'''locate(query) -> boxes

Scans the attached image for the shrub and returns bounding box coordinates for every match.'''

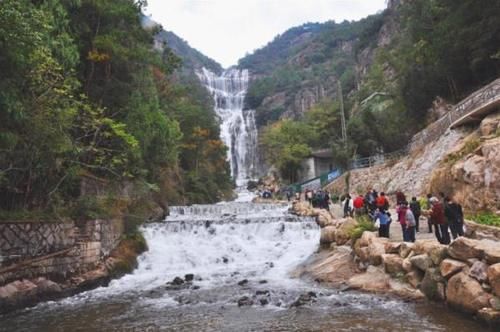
[469,212,500,227]
[349,215,377,241]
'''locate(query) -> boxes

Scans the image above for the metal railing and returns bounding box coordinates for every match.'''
[409,78,500,151]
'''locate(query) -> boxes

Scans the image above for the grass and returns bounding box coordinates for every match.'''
[349,215,377,242]
[468,212,500,227]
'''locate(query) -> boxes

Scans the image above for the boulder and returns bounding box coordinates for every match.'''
[405,270,424,289]
[440,259,467,279]
[446,271,492,314]
[488,263,500,297]
[420,268,446,301]
[358,231,377,247]
[477,308,500,326]
[384,242,401,254]
[237,296,253,307]
[476,240,500,265]
[402,259,413,273]
[335,218,359,245]
[410,254,434,271]
[347,266,391,292]
[413,240,441,255]
[357,247,370,263]
[317,211,334,228]
[469,261,489,283]
[368,241,386,266]
[320,226,337,245]
[399,242,415,258]
[480,112,500,136]
[382,254,404,276]
[32,278,61,295]
[428,245,448,265]
[447,237,484,261]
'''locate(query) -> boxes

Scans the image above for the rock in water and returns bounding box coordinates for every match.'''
[184,274,194,282]
[237,279,248,286]
[237,296,253,307]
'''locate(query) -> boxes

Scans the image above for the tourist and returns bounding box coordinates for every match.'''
[409,197,421,232]
[444,197,465,239]
[353,194,365,216]
[343,194,353,218]
[286,189,292,202]
[306,190,313,206]
[376,192,389,212]
[374,208,390,238]
[396,190,406,205]
[396,201,409,241]
[405,202,417,242]
[425,193,433,233]
[429,197,451,244]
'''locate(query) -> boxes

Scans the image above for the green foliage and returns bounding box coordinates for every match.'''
[469,213,500,228]
[261,120,317,183]
[442,137,481,165]
[0,0,233,215]
[349,216,377,242]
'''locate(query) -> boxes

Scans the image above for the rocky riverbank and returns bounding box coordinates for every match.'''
[292,201,500,327]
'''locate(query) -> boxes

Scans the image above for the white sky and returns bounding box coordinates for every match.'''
[145,0,388,68]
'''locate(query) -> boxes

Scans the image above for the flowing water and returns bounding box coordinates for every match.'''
[0,201,485,331]
[197,68,258,186]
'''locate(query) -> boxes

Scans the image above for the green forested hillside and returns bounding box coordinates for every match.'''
[243,0,500,181]
[0,0,232,216]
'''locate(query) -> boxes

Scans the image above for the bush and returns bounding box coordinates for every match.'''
[349,215,377,241]
[470,212,500,227]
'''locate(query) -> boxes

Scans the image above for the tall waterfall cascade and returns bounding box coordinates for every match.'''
[197,68,258,187]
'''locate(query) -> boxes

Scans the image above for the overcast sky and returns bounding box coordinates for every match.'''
[145,0,388,68]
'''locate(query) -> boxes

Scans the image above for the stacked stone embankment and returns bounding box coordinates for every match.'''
[292,201,500,326]
[0,218,139,313]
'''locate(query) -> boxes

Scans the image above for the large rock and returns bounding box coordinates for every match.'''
[368,239,388,266]
[446,271,492,314]
[413,240,441,255]
[335,218,359,245]
[469,261,489,283]
[384,242,401,254]
[358,231,377,247]
[410,254,434,271]
[488,263,500,297]
[316,211,334,228]
[399,242,415,258]
[480,112,500,136]
[428,245,448,265]
[477,308,500,326]
[447,237,484,261]
[440,259,467,279]
[476,240,500,265]
[420,268,446,301]
[382,254,404,276]
[320,226,336,245]
[347,266,391,292]
[405,270,424,288]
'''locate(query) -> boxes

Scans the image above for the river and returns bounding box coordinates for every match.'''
[0,199,484,331]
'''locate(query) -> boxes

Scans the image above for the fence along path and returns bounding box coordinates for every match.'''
[409,78,500,151]
[293,78,500,191]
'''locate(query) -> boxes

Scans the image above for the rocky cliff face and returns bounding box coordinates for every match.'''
[326,111,500,213]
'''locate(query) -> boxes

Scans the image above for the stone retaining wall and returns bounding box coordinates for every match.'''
[0,219,124,286]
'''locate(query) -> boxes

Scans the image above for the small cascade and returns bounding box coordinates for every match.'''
[197,68,258,186]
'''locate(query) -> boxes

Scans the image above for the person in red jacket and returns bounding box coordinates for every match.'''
[353,194,365,216]
[376,192,389,212]
[429,197,450,244]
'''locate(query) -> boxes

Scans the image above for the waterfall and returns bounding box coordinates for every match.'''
[197,68,258,187]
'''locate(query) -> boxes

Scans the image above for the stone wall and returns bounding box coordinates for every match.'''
[0,222,75,267]
[0,219,124,286]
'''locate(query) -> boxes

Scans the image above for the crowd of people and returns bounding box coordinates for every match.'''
[293,187,465,244]
[340,189,465,244]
